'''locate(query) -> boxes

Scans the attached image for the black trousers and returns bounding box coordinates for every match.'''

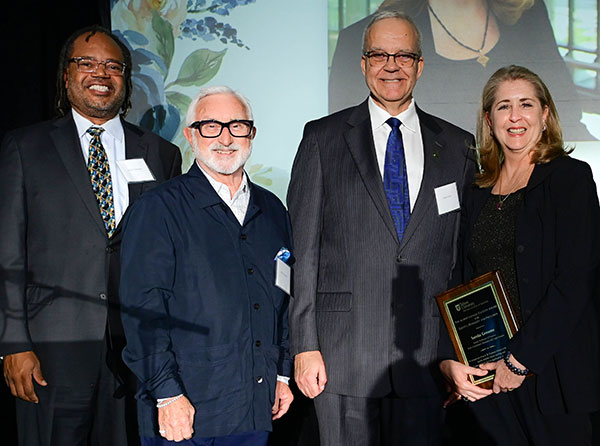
[468,377,592,446]
[313,391,445,446]
[15,342,138,446]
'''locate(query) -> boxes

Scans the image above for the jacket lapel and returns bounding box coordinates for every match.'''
[51,115,107,237]
[399,107,446,248]
[123,120,149,204]
[344,101,398,242]
[111,120,150,240]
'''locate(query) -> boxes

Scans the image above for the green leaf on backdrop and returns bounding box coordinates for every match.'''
[167,49,227,88]
[152,11,175,71]
[166,91,192,115]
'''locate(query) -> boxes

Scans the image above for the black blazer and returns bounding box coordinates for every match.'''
[0,114,181,386]
[288,100,475,398]
[454,156,600,414]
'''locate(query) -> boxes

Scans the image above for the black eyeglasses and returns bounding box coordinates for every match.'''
[189,120,254,138]
[362,51,421,67]
[69,57,126,76]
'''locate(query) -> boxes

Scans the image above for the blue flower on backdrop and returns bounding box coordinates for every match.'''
[111,0,256,168]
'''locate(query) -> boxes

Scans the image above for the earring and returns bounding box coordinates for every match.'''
[542,123,547,131]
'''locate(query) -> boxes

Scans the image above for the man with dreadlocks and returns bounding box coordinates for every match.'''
[0,26,181,446]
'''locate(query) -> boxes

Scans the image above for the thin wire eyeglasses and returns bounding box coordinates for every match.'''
[69,57,126,76]
[188,120,254,138]
[362,51,421,68]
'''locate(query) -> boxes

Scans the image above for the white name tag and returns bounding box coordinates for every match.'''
[434,182,460,215]
[275,258,291,295]
[117,158,156,183]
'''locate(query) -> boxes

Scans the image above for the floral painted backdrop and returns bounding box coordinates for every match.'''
[111,0,254,169]
[111,1,328,200]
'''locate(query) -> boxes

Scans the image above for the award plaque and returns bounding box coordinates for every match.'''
[436,271,519,388]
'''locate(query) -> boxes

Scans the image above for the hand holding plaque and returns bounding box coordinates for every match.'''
[436,271,520,389]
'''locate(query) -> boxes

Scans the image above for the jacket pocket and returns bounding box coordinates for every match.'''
[315,292,352,312]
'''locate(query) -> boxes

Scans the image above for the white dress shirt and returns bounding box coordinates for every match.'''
[197,162,250,225]
[368,97,424,211]
[72,109,129,224]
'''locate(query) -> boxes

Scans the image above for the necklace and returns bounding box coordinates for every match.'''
[428,3,491,67]
[496,165,533,210]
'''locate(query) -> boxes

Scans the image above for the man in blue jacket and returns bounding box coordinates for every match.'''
[119,86,294,445]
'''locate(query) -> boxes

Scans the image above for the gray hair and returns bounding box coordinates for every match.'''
[362,10,422,56]
[185,85,254,125]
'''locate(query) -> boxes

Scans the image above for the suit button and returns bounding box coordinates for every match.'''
[395,255,403,264]
[254,303,260,310]
[516,245,525,253]
[241,234,247,240]
[255,340,261,347]
[248,268,254,275]
[256,376,263,383]
[99,293,107,300]
[105,247,114,253]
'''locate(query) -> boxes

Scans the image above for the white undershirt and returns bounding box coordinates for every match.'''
[368,97,424,211]
[72,109,129,224]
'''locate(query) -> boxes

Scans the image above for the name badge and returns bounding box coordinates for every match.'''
[274,247,292,295]
[275,259,291,295]
[117,158,156,183]
[434,182,460,215]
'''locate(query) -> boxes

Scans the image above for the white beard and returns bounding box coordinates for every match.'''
[192,135,252,176]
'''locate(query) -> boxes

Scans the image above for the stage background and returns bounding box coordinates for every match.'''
[109,0,599,201]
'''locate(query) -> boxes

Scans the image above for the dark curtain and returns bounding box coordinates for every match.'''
[0,0,110,142]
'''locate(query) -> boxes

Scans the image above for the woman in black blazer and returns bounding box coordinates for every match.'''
[439,65,600,445]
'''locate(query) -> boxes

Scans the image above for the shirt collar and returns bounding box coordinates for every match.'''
[71,108,124,142]
[368,97,419,133]
[196,161,249,200]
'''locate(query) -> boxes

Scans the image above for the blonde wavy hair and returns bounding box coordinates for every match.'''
[378,0,534,25]
[475,65,570,188]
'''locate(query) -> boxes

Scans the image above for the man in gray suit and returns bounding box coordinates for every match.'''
[287,11,474,445]
[0,26,181,445]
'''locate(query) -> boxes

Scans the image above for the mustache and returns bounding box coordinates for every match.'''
[208,141,245,152]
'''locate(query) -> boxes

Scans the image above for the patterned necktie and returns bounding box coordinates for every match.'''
[383,117,410,241]
[87,127,115,237]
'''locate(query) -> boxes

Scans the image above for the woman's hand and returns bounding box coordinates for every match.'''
[479,354,526,394]
[439,359,493,406]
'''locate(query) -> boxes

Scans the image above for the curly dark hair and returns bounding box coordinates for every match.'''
[55,25,133,118]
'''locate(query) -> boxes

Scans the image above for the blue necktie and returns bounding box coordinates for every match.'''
[383,118,410,241]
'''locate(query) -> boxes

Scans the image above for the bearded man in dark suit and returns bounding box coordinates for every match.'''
[288,11,475,446]
[0,26,181,446]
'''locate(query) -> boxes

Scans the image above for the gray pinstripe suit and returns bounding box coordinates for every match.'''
[287,99,474,442]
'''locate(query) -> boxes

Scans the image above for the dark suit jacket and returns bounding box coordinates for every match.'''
[287,100,475,398]
[119,163,293,437]
[0,113,181,387]
[452,156,600,414]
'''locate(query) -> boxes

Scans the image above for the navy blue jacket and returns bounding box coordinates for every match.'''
[120,163,293,437]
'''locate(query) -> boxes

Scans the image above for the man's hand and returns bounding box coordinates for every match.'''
[3,351,47,403]
[480,354,526,394]
[294,350,327,398]
[272,381,294,420]
[158,396,195,442]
